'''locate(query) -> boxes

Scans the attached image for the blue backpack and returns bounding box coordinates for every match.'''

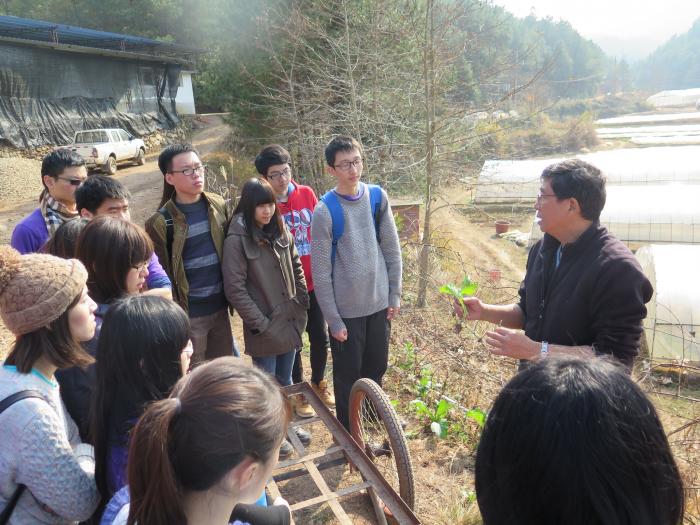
[320,184,383,268]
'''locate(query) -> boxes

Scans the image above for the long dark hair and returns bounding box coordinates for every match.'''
[75,216,152,304]
[91,295,189,509]
[127,357,290,525]
[5,291,93,373]
[475,356,685,525]
[233,178,285,242]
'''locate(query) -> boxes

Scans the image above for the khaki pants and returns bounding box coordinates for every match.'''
[189,308,234,366]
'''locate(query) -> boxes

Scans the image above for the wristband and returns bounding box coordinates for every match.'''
[540,340,549,358]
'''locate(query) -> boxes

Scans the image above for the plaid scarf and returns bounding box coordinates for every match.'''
[39,190,79,236]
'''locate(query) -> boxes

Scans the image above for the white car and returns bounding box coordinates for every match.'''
[70,128,146,175]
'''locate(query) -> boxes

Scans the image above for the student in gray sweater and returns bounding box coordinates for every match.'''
[0,246,99,524]
[310,136,402,430]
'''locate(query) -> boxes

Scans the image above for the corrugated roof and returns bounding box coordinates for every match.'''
[0,15,202,59]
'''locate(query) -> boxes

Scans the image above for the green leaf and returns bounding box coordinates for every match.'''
[410,399,430,417]
[439,284,461,297]
[460,276,478,296]
[439,419,449,438]
[466,408,486,428]
[435,398,451,419]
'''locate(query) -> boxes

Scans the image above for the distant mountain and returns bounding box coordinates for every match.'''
[634,17,700,91]
[592,35,661,64]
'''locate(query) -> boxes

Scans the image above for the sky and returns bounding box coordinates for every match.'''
[494,0,700,61]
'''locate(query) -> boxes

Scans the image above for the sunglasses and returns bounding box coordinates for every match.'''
[57,177,85,186]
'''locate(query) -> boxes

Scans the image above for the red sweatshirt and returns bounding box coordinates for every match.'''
[276,180,318,291]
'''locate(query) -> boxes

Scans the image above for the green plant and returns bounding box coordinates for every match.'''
[397,341,417,372]
[439,276,478,332]
[466,408,486,428]
[416,367,433,400]
[410,398,453,438]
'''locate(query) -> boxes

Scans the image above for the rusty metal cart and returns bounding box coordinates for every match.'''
[270,379,420,525]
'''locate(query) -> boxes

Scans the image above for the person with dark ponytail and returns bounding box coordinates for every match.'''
[100,357,292,525]
[91,295,191,514]
[475,356,685,525]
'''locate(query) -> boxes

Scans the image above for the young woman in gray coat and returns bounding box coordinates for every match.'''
[223,178,309,385]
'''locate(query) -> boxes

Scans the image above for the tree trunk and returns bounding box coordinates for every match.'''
[417,0,435,308]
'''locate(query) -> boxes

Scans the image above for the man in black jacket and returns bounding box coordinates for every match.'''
[458,159,653,369]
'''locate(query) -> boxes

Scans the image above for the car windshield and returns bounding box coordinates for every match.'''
[74,131,108,144]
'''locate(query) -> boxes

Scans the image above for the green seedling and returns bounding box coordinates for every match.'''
[410,397,453,439]
[416,367,433,400]
[466,408,486,428]
[439,276,478,332]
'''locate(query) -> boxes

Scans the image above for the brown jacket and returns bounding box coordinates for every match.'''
[223,214,309,357]
[144,192,229,313]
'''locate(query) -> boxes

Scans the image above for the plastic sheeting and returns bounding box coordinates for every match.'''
[636,245,700,363]
[529,184,700,246]
[474,146,700,203]
[0,42,180,148]
[646,88,700,109]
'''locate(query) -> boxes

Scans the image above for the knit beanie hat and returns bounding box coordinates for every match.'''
[0,245,88,336]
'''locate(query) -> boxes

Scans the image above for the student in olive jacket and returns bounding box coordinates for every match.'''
[223,178,308,379]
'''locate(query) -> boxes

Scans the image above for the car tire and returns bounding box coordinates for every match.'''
[134,148,146,166]
[103,156,117,175]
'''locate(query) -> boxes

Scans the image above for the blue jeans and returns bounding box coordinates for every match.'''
[252,350,296,386]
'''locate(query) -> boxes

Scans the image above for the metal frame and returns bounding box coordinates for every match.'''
[270,382,421,525]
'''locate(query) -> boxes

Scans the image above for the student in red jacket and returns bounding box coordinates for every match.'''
[255,145,335,417]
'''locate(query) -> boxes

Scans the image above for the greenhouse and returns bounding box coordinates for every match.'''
[528,184,700,248]
[635,245,700,364]
[646,88,700,108]
[473,145,700,203]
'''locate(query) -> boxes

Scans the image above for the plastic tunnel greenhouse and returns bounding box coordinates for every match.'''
[473,146,700,204]
[635,245,700,364]
[529,184,700,248]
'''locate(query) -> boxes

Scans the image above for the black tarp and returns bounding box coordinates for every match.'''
[0,42,181,148]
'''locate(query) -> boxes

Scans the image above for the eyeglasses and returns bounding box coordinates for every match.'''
[131,262,148,273]
[536,192,558,202]
[267,167,291,181]
[58,177,85,186]
[333,158,363,172]
[170,165,207,177]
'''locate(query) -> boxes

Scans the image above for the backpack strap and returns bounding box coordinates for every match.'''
[367,184,383,244]
[0,390,45,525]
[320,190,345,269]
[157,207,175,272]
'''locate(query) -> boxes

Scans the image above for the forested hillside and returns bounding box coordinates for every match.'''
[635,17,700,91]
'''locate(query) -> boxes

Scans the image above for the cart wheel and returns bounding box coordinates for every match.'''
[348,378,415,512]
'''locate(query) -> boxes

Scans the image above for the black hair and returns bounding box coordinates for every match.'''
[41,148,86,190]
[42,218,90,259]
[324,135,363,167]
[157,144,200,208]
[254,144,291,177]
[91,295,189,508]
[75,175,131,214]
[475,356,685,525]
[75,217,153,304]
[541,159,606,221]
[233,178,284,242]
